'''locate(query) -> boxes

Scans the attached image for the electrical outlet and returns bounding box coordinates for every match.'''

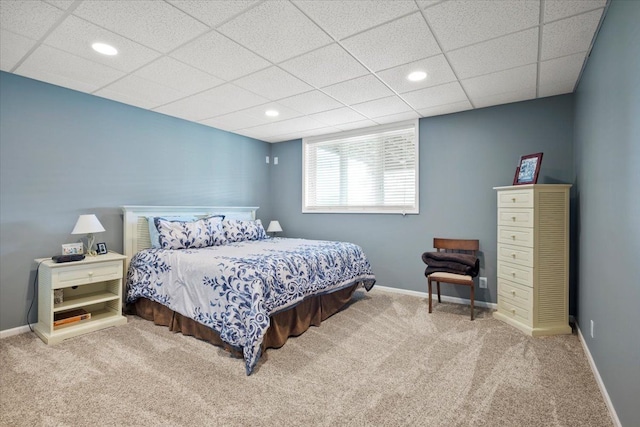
[479,277,487,289]
[274,157,279,165]
[265,156,270,164]
[590,320,594,338]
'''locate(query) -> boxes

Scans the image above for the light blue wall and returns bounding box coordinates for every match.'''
[271,95,575,307]
[573,0,640,425]
[0,71,272,330]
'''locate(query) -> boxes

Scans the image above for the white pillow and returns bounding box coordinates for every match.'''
[222,219,267,243]
[147,216,196,248]
[155,215,226,250]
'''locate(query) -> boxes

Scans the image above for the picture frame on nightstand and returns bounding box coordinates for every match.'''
[96,242,108,255]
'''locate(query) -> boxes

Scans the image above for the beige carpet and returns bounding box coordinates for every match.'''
[1,289,612,427]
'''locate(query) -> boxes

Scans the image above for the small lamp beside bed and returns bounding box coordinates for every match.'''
[71,214,105,256]
[267,220,283,237]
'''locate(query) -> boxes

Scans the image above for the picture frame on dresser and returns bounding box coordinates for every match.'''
[513,152,543,185]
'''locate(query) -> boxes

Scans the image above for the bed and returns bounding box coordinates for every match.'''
[122,206,376,374]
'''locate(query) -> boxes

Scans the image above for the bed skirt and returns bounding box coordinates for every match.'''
[128,283,360,358]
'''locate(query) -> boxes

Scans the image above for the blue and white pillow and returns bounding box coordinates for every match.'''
[156,215,226,250]
[223,219,267,243]
[147,216,196,248]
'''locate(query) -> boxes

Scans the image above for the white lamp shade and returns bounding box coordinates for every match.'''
[267,220,283,233]
[71,214,105,234]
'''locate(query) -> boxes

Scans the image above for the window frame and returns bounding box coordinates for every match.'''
[302,120,419,214]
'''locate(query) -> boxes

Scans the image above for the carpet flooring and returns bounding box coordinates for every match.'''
[0,289,613,426]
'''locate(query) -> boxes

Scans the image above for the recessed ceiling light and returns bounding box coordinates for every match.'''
[92,42,118,56]
[265,109,279,117]
[407,71,427,82]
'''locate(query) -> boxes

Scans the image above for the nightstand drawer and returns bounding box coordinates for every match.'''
[498,226,533,247]
[498,243,534,267]
[497,261,533,287]
[497,208,534,227]
[54,261,122,287]
[497,189,534,208]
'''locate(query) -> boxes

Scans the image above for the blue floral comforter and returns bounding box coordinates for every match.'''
[126,238,376,374]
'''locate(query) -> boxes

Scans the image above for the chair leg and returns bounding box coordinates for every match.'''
[428,279,432,313]
[437,282,441,303]
[470,285,475,321]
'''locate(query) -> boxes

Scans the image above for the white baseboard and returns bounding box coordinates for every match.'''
[575,322,622,427]
[372,285,498,310]
[0,324,32,339]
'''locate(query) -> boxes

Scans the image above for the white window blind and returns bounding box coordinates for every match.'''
[303,121,419,214]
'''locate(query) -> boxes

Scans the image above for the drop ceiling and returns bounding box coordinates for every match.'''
[0,0,608,143]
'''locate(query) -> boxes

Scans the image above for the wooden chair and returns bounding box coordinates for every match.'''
[427,238,480,320]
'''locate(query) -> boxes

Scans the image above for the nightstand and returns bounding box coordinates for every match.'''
[33,252,127,344]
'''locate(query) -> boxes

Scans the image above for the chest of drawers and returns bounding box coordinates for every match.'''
[493,184,572,336]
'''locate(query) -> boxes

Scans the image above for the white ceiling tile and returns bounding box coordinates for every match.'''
[448,28,539,79]
[277,90,345,115]
[293,0,418,40]
[417,1,442,9]
[155,83,268,121]
[351,96,413,119]
[0,30,37,72]
[0,0,65,39]
[218,1,332,63]
[15,45,124,93]
[240,115,327,137]
[321,74,394,105]
[425,0,539,52]
[94,75,184,109]
[171,30,270,81]
[342,12,441,71]
[538,52,585,97]
[200,111,271,132]
[334,119,379,131]
[237,102,303,122]
[417,100,472,117]
[541,9,603,60]
[538,79,577,98]
[462,64,537,101]
[134,57,224,96]
[472,89,536,109]
[308,107,367,126]
[72,0,208,53]
[167,0,259,27]
[280,43,370,88]
[43,16,161,73]
[544,0,606,22]
[44,1,76,10]
[268,126,342,143]
[374,110,420,124]
[376,54,457,94]
[233,66,312,101]
[401,81,468,110]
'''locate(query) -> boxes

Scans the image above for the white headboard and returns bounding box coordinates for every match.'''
[121,205,258,271]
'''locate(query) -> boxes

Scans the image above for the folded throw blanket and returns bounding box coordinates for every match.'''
[421,252,479,277]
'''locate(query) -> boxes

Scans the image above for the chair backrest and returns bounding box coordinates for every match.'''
[433,238,479,256]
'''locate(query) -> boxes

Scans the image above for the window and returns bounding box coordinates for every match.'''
[303,121,419,214]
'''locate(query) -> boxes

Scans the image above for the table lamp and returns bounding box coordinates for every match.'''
[267,220,283,237]
[71,214,105,256]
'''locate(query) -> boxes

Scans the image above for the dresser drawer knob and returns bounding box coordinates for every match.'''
[511,216,516,221]
[511,271,516,277]
[511,290,516,296]
[511,235,516,239]
[88,271,93,277]
[511,253,516,258]
[511,309,516,314]
[512,198,516,202]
